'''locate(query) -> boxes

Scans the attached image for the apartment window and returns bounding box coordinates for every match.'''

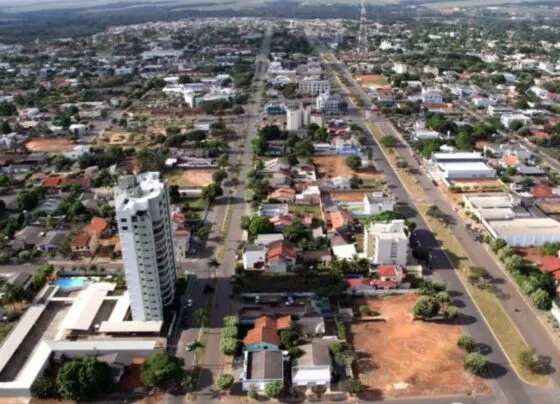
[120,218,128,223]
[132,216,137,222]
[121,226,128,231]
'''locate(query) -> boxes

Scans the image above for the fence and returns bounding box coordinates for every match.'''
[346,288,419,297]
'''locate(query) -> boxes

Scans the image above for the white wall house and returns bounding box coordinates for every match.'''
[299,78,330,96]
[243,245,267,270]
[364,219,408,266]
[363,192,395,215]
[114,172,177,321]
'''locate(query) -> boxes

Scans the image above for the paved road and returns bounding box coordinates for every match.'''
[162,25,273,404]
[307,31,560,404]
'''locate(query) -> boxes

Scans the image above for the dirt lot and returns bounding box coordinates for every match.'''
[332,190,372,202]
[314,155,382,181]
[25,137,74,152]
[352,294,490,400]
[166,169,215,187]
[537,201,560,215]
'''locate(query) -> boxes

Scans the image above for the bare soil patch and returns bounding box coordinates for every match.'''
[25,137,73,152]
[314,155,382,181]
[352,294,490,400]
[166,169,215,187]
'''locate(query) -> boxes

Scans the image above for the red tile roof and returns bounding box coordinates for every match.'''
[89,217,108,235]
[532,186,553,198]
[371,279,398,288]
[540,257,560,274]
[267,240,297,262]
[243,315,290,347]
[378,265,398,278]
[345,278,373,288]
[71,233,91,248]
[41,176,64,188]
[502,155,519,167]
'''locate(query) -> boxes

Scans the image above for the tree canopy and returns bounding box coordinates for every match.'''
[56,356,112,401]
[141,352,184,390]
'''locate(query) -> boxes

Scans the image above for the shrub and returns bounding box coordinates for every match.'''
[464,353,488,376]
[412,296,440,320]
[216,373,234,391]
[221,326,238,339]
[445,305,459,320]
[288,347,304,359]
[519,349,536,369]
[219,338,240,355]
[247,384,258,399]
[457,335,476,353]
[30,376,58,399]
[264,380,283,398]
[339,378,364,395]
[223,316,239,328]
[436,291,451,303]
[530,288,552,310]
[358,305,371,316]
[335,317,347,341]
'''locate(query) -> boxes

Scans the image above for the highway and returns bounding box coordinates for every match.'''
[306,30,560,404]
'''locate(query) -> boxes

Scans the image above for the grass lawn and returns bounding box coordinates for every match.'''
[0,324,13,344]
[184,197,207,211]
[371,122,548,386]
[289,204,322,219]
[165,169,194,187]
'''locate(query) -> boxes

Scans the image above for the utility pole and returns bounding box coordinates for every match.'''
[358,0,368,55]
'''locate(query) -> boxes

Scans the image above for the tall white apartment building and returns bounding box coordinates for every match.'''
[115,172,177,321]
[298,78,330,96]
[364,219,408,266]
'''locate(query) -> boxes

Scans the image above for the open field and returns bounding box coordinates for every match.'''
[25,137,74,153]
[314,155,383,181]
[332,190,369,202]
[165,169,215,187]
[352,294,490,400]
[289,204,322,219]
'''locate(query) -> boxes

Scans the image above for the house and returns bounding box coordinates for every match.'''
[363,192,395,215]
[268,188,296,203]
[243,245,267,270]
[41,176,64,189]
[243,315,291,352]
[12,225,46,249]
[292,338,332,389]
[345,276,400,291]
[241,350,284,392]
[88,217,111,238]
[330,176,351,190]
[70,232,97,257]
[364,220,408,266]
[259,203,289,218]
[539,257,560,284]
[270,214,295,231]
[327,210,355,231]
[332,243,358,260]
[297,316,326,338]
[254,234,284,246]
[375,265,406,286]
[501,113,531,129]
[413,129,440,141]
[267,240,297,273]
[299,250,332,266]
[295,185,321,205]
[38,230,69,253]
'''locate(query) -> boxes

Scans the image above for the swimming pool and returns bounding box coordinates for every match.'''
[56,278,85,289]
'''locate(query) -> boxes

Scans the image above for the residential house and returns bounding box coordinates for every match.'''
[539,257,560,285]
[292,338,332,390]
[38,230,69,253]
[254,234,284,246]
[259,203,289,218]
[268,188,296,203]
[374,265,407,287]
[88,217,111,238]
[70,232,98,257]
[297,317,326,338]
[41,176,64,190]
[270,213,295,231]
[332,243,358,260]
[243,245,267,270]
[11,225,46,250]
[267,240,297,273]
[364,220,408,266]
[345,276,400,292]
[327,210,355,232]
[295,185,321,205]
[299,250,332,266]
[241,350,284,392]
[243,315,291,352]
[363,192,395,215]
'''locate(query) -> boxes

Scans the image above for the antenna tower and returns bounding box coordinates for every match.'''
[358,0,368,55]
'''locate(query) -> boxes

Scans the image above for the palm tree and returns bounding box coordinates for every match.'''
[195,309,209,327]
[208,258,220,276]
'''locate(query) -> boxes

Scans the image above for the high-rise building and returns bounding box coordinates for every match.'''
[114,172,177,321]
[364,219,408,266]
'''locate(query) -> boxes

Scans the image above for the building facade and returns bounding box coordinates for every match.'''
[298,78,330,96]
[364,219,408,266]
[115,172,177,321]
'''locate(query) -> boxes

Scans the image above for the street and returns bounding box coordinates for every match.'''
[164,23,273,403]
[307,30,560,404]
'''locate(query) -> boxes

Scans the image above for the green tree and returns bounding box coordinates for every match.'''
[445,305,459,320]
[426,205,443,219]
[181,372,197,393]
[381,135,397,147]
[519,349,536,369]
[458,335,476,352]
[219,337,240,355]
[503,254,523,273]
[195,308,209,327]
[56,356,112,400]
[247,216,275,238]
[345,155,362,170]
[490,238,507,253]
[216,373,234,391]
[509,120,524,131]
[294,139,314,157]
[223,316,239,328]
[339,379,364,396]
[264,380,283,398]
[464,352,488,376]
[247,384,258,399]
[31,376,58,399]
[251,136,268,155]
[530,288,552,310]
[222,326,238,339]
[412,296,440,320]
[202,183,223,204]
[17,190,39,212]
[455,131,475,150]
[280,328,298,348]
[141,352,184,390]
[436,291,450,303]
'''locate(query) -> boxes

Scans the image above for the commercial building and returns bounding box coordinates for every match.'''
[316,92,345,116]
[463,193,521,220]
[115,172,177,321]
[430,152,496,180]
[298,78,330,96]
[364,219,408,266]
[485,217,560,247]
[363,192,395,215]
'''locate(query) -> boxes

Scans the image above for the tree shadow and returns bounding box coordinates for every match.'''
[485,362,508,380]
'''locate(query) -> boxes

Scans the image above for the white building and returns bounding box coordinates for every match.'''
[69,124,87,136]
[463,193,520,221]
[310,111,324,127]
[363,192,395,215]
[114,172,177,321]
[286,105,303,131]
[485,217,560,247]
[364,219,408,266]
[501,114,531,129]
[298,78,330,96]
[530,85,550,99]
[414,128,440,141]
[316,93,344,116]
[393,62,408,74]
[242,245,267,270]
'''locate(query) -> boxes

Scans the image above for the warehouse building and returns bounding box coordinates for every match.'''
[484,217,560,247]
[463,192,522,221]
[430,151,496,180]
